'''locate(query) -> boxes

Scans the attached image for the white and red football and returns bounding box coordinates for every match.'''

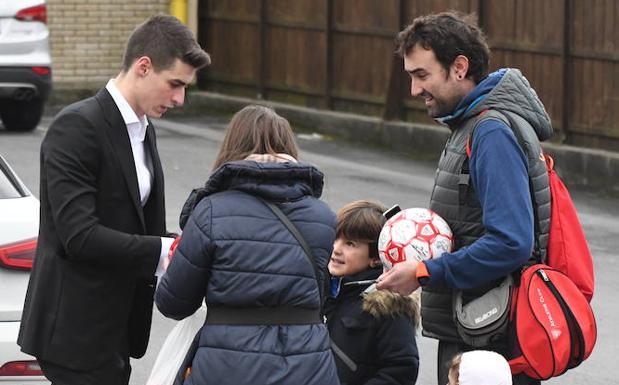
[377,207,454,270]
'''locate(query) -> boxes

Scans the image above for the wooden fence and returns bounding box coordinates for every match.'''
[196,0,619,151]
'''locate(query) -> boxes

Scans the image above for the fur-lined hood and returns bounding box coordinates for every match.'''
[362,289,421,329]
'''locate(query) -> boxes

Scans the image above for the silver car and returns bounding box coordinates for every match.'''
[0,0,51,132]
[0,154,48,383]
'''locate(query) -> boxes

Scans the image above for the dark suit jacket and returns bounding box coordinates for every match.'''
[18,88,167,370]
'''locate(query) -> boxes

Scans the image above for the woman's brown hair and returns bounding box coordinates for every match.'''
[212,105,299,171]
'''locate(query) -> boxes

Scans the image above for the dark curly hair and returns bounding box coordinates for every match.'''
[395,11,490,84]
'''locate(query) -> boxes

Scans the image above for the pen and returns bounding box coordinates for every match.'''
[343,279,377,286]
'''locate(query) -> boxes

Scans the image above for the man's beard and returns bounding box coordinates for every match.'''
[422,91,460,118]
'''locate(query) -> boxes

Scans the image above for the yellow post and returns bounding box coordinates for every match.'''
[170,0,188,24]
[187,0,198,37]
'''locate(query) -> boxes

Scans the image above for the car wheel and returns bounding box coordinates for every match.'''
[0,98,44,132]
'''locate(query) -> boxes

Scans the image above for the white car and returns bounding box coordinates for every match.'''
[0,0,51,131]
[0,154,48,384]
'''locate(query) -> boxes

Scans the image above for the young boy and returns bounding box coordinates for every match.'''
[325,200,420,385]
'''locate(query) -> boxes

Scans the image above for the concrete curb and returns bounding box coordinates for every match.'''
[47,89,619,197]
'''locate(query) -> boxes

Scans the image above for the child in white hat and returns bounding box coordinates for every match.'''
[448,350,512,385]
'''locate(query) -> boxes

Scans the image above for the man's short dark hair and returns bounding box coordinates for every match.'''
[395,11,490,84]
[122,14,211,72]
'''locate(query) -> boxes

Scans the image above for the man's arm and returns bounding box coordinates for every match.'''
[423,119,534,289]
[378,119,534,293]
[43,111,162,274]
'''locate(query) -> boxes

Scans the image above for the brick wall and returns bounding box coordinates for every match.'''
[47,0,169,89]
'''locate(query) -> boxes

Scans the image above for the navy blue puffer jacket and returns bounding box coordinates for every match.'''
[156,160,340,385]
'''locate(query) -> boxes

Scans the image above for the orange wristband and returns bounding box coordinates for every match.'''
[416,261,430,286]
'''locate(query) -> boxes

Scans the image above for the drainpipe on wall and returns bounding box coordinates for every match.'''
[170,0,200,86]
[170,0,187,24]
[170,0,198,41]
[187,0,198,39]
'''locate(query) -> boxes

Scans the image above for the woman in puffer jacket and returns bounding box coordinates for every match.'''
[155,105,340,385]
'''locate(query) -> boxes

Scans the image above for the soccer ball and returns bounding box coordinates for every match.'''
[378,207,454,270]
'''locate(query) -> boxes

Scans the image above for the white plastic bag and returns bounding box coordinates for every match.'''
[146,306,206,385]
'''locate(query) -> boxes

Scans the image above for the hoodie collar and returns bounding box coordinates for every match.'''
[436,68,507,126]
[179,160,325,229]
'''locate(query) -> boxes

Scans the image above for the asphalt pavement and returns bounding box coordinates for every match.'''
[0,111,617,385]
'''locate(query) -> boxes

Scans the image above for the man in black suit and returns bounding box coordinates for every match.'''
[17,15,210,385]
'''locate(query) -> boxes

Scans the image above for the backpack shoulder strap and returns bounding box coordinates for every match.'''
[459,109,510,204]
[330,338,358,372]
[258,198,325,309]
[466,109,516,158]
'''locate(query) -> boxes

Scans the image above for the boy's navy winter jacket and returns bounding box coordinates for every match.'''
[155,160,340,385]
[325,267,420,385]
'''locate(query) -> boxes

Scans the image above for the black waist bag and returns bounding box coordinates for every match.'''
[453,274,513,347]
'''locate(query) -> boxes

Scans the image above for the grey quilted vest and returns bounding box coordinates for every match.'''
[422,69,553,342]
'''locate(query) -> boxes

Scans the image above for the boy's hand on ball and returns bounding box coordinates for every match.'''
[376,259,420,295]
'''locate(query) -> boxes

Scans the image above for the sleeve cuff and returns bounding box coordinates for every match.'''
[416,261,430,286]
[156,237,176,277]
[416,261,429,278]
[422,258,446,286]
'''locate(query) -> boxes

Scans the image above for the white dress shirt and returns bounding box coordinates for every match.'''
[106,79,174,276]
[106,79,152,205]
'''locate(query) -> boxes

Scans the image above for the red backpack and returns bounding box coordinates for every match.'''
[467,113,595,301]
[544,155,594,301]
[467,113,597,379]
[508,263,596,379]
[506,155,597,379]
